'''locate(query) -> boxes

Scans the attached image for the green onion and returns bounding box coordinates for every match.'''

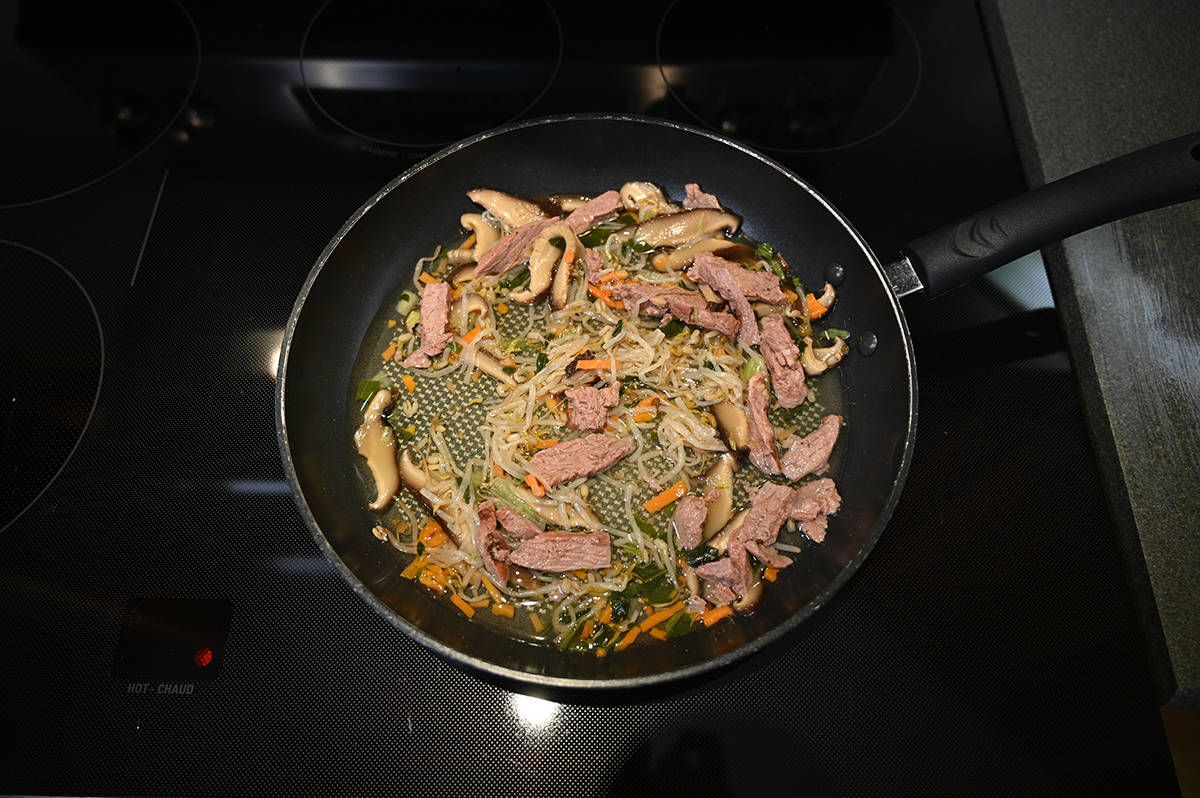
[665,609,694,638]
[741,355,766,381]
[634,514,658,539]
[682,546,721,567]
[395,291,418,315]
[499,265,530,291]
[488,480,546,528]
[548,236,566,250]
[612,320,623,338]
[355,379,381,402]
[535,353,549,373]
[404,309,421,330]
[579,228,609,248]
[660,319,686,338]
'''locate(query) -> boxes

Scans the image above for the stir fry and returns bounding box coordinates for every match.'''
[353,181,849,653]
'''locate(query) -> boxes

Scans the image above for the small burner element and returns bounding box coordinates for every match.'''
[300,0,562,150]
[0,0,200,208]
[0,242,104,532]
[656,0,921,152]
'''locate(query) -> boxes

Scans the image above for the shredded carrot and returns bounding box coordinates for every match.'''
[806,293,830,319]
[634,396,658,408]
[529,612,546,633]
[462,325,482,344]
[492,463,504,478]
[595,647,608,658]
[387,319,397,329]
[764,567,779,582]
[418,565,447,593]
[574,359,615,370]
[450,594,475,618]
[535,438,559,449]
[400,556,425,580]
[632,411,656,423]
[580,619,595,639]
[644,480,687,514]
[480,577,503,603]
[451,285,463,300]
[381,342,397,361]
[496,303,509,314]
[639,601,686,632]
[491,602,515,618]
[401,375,416,393]
[572,570,589,580]
[784,289,798,303]
[594,269,627,283]
[467,595,489,608]
[587,283,624,309]
[648,627,668,641]
[419,519,449,547]
[562,249,576,265]
[461,232,477,250]
[418,272,438,285]
[615,626,641,651]
[598,602,613,625]
[525,473,546,497]
[702,605,734,626]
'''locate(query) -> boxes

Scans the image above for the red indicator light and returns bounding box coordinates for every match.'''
[193,648,214,667]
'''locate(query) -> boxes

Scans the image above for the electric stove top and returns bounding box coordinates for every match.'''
[0,1,1179,794]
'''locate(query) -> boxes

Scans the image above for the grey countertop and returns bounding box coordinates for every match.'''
[982,0,1200,708]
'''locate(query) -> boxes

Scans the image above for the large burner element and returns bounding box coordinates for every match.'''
[0,242,104,532]
[656,0,920,152]
[0,0,199,208]
[300,0,561,150]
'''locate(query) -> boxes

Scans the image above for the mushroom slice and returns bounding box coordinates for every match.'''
[551,251,573,311]
[651,239,756,272]
[713,401,750,451]
[617,209,741,249]
[619,181,679,219]
[448,291,489,332]
[509,223,580,305]
[709,509,749,555]
[701,453,736,539]
[801,335,850,376]
[466,189,547,229]
[731,578,764,615]
[398,448,431,511]
[465,348,516,385]
[445,213,500,265]
[354,389,400,512]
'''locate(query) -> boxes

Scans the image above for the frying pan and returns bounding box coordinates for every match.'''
[276,115,1200,692]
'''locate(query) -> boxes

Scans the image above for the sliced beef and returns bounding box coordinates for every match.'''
[735,482,795,548]
[744,540,792,569]
[780,414,842,481]
[798,513,829,543]
[475,500,510,584]
[758,314,808,408]
[565,190,623,233]
[745,371,781,475]
[691,308,741,337]
[790,478,841,520]
[683,182,722,210]
[474,216,560,276]
[507,530,612,571]
[528,433,635,489]
[495,505,542,540]
[612,282,741,338]
[565,382,621,433]
[686,595,709,615]
[695,556,748,598]
[691,252,788,304]
[687,254,760,346]
[401,281,452,368]
[673,495,709,549]
[581,247,607,282]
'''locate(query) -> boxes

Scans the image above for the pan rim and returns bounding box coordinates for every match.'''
[275,112,918,691]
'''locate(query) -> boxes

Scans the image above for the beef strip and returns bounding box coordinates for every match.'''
[790,478,841,520]
[691,252,788,304]
[758,313,808,408]
[474,216,560,276]
[687,255,759,347]
[745,371,781,475]
[612,282,741,338]
[565,382,621,433]
[697,481,797,597]
[780,414,842,481]
[475,500,510,584]
[581,247,607,282]
[695,557,747,599]
[528,433,635,489]
[744,540,792,569]
[683,182,722,210]
[798,514,829,543]
[565,190,623,233]
[401,281,452,368]
[495,505,542,540]
[673,495,709,549]
[507,530,612,571]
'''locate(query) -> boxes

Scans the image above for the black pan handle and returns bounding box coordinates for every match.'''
[897,131,1200,297]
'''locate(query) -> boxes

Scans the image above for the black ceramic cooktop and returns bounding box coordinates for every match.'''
[0,1,1179,795]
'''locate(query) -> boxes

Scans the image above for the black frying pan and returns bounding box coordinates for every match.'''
[276,115,1200,692]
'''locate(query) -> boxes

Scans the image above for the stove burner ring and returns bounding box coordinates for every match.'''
[0,242,105,534]
[0,0,200,210]
[656,0,922,154]
[299,0,563,151]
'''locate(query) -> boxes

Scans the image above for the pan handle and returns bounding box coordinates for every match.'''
[896,131,1200,298]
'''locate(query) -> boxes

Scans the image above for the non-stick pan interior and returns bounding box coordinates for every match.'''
[277,115,915,689]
